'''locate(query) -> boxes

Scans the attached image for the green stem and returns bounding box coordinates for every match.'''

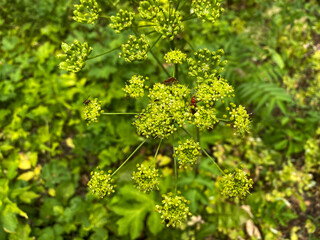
[150,35,162,51]
[182,15,197,22]
[150,50,171,78]
[153,138,163,166]
[184,38,195,51]
[102,112,138,115]
[111,140,147,177]
[172,64,176,77]
[217,118,232,122]
[87,46,121,60]
[201,148,225,176]
[174,148,178,195]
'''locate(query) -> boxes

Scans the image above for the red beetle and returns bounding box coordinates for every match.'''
[190,96,197,114]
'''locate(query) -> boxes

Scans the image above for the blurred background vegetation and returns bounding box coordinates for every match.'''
[0,0,319,239]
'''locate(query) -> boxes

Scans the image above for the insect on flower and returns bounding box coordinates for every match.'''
[190,96,197,114]
[83,96,91,105]
[164,77,178,85]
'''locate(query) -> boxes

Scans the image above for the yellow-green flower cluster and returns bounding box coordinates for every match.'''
[123,75,148,99]
[138,0,160,20]
[173,139,201,168]
[154,9,184,40]
[58,40,92,72]
[132,164,159,193]
[133,83,192,138]
[229,104,250,134]
[188,48,227,81]
[195,77,234,105]
[109,9,134,33]
[83,98,104,126]
[304,137,320,172]
[218,167,253,200]
[155,192,192,228]
[192,105,218,130]
[73,0,102,24]
[164,49,187,64]
[88,169,116,198]
[192,0,224,23]
[119,35,150,62]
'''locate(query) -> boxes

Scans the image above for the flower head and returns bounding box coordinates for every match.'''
[229,104,250,134]
[73,0,102,24]
[132,164,160,193]
[164,49,187,64]
[138,0,160,20]
[123,75,148,99]
[119,35,150,62]
[154,9,184,40]
[83,98,104,125]
[155,192,192,227]
[188,48,227,81]
[133,83,192,138]
[192,0,224,23]
[88,169,116,198]
[218,167,253,200]
[109,9,134,33]
[58,40,92,72]
[174,139,201,168]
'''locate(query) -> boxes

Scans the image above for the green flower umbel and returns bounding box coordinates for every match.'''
[73,0,102,24]
[88,169,116,198]
[174,139,201,168]
[192,0,224,23]
[229,104,250,134]
[132,164,160,193]
[119,35,150,62]
[155,192,192,227]
[83,98,104,126]
[154,9,184,40]
[123,75,148,99]
[58,40,92,72]
[109,9,134,33]
[164,49,187,65]
[218,167,253,200]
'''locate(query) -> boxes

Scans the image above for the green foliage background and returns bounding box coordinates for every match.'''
[0,0,319,239]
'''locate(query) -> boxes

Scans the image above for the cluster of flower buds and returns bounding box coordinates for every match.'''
[133,83,192,138]
[123,75,148,99]
[109,9,134,33]
[73,0,102,24]
[187,48,227,81]
[138,0,160,20]
[192,0,224,23]
[154,9,184,40]
[174,139,201,168]
[155,192,192,228]
[195,77,234,105]
[87,169,116,198]
[83,98,104,126]
[119,35,150,62]
[132,164,160,193]
[58,40,92,72]
[228,104,250,134]
[218,167,253,200]
[164,49,187,65]
[192,105,218,130]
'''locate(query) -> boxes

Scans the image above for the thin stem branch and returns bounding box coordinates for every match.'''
[201,148,225,175]
[150,50,171,78]
[111,140,147,177]
[182,14,197,22]
[153,138,163,166]
[87,46,121,60]
[150,35,162,51]
[174,147,178,195]
[102,112,138,115]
